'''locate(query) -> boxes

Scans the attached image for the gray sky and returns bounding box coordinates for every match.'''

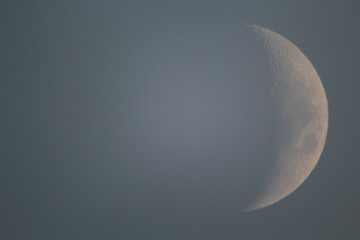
[1,0,359,239]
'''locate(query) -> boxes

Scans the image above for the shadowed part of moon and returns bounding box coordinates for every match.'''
[243,25,328,211]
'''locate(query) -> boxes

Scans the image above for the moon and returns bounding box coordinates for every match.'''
[242,25,328,211]
[101,23,328,216]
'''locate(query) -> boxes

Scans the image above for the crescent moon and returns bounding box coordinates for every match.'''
[243,25,328,211]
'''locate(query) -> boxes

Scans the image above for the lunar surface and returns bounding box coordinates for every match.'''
[117,24,329,213]
[242,25,328,211]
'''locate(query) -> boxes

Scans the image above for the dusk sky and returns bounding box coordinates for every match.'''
[1,1,359,239]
